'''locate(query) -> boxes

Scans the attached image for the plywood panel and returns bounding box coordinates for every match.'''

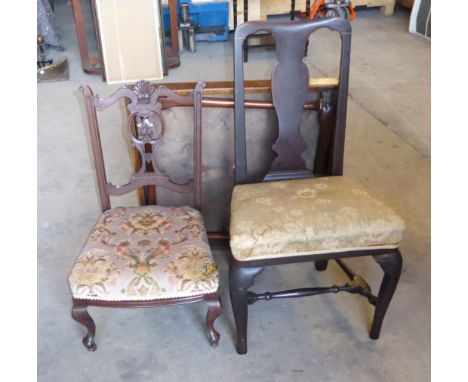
[94,0,165,84]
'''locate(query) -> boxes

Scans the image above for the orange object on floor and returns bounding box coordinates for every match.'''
[296,1,356,21]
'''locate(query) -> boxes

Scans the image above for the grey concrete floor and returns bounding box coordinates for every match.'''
[38,2,430,381]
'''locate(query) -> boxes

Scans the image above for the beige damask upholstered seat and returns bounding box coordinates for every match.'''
[230,176,405,261]
[69,206,219,301]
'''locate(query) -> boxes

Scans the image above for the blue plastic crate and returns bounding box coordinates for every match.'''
[162,0,229,42]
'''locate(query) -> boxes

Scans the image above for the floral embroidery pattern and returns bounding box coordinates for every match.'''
[89,221,116,245]
[123,254,165,298]
[121,210,173,236]
[165,247,218,293]
[68,206,219,301]
[114,240,132,259]
[174,213,206,243]
[70,251,120,297]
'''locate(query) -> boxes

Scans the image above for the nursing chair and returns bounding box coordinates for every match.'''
[229,19,404,354]
[68,81,222,351]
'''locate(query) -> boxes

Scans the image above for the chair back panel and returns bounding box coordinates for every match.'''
[80,81,204,212]
[234,19,351,183]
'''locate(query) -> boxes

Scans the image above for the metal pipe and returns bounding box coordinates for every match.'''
[160,97,321,110]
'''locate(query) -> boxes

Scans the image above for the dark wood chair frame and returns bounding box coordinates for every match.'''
[233,0,308,62]
[230,18,403,354]
[72,81,222,351]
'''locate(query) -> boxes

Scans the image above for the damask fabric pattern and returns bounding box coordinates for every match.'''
[68,206,219,301]
[230,176,405,261]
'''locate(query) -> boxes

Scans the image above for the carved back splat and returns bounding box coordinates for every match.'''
[234,19,351,183]
[80,81,204,212]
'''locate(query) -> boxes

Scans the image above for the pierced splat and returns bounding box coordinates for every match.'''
[129,106,166,177]
[80,80,204,211]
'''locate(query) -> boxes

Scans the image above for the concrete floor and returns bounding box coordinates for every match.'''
[38,2,430,381]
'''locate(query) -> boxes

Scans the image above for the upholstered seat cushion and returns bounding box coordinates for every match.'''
[68,206,219,301]
[230,176,405,261]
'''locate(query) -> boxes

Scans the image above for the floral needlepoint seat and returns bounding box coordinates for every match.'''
[69,206,219,301]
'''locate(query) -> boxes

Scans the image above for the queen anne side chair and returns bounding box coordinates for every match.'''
[68,81,222,351]
[229,19,405,354]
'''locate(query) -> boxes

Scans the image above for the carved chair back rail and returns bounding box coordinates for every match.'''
[81,82,204,213]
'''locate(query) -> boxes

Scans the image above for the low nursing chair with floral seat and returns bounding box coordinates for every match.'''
[68,81,222,351]
[229,19,405,354]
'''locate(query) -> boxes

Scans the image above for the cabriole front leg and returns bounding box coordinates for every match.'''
[71,299,97,351]
[205,293,222,347]
[370,250,403,339]
[229,261,263,354]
